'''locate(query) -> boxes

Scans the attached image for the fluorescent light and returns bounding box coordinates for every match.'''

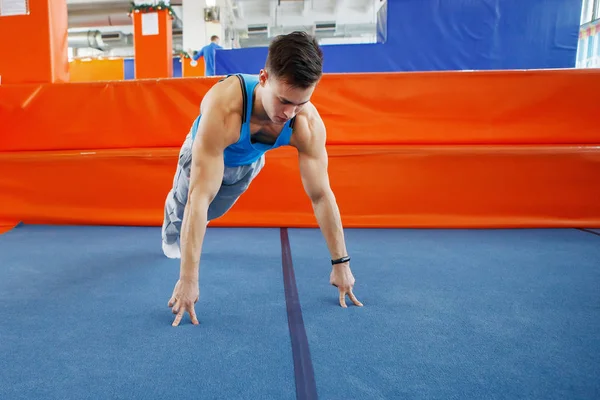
[206,0,216,7]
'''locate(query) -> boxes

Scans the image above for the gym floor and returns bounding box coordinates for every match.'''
[1,224,599,399]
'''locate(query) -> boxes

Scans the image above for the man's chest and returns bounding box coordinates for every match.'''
[249,122,285,145]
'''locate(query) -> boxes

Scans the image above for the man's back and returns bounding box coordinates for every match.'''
[193,42,223,76]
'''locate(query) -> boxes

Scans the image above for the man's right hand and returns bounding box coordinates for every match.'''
[168,278,200,326]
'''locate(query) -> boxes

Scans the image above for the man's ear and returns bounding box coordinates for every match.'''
[258,69,268,86]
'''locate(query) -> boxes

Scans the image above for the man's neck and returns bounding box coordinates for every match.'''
[251,85,270,122]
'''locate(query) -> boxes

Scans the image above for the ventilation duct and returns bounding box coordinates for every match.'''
[67,8,183,29]
[68,10,132,28]
[68,30,105,50]
[247,24,268,35]
[101,31,133,47]
[315,22,336,32]
[239,23,377,47]
[67,29,185,52]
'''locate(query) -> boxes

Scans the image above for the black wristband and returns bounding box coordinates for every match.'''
[331,256,350,265]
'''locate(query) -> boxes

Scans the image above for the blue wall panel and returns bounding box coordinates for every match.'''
[124,58,135,80]
[216,0,583,75]
[172,58,182,78]
[123,57,182,79]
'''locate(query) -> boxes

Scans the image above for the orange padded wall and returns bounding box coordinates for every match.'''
[0,70,599,228]
[2,70,599,152]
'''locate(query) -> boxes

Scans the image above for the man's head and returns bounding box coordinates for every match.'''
[211,35,219,44]
[258,31,323,124]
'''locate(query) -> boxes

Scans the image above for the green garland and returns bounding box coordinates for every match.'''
[129,1,175,18]
[177,50,200,59]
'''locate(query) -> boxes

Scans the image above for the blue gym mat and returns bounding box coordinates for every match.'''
[0,225,295,400]
[1,225,599,399]
[287,228,600,400]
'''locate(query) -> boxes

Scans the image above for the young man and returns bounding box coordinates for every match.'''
[163,31,362,327]
[189,35,223,76]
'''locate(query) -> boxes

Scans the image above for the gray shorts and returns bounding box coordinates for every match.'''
[161,132,265,245]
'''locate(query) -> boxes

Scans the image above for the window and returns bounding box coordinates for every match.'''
[595,0,600,20]
[578,37,587,62]
[577,38,584,67]
[581,0,594,24]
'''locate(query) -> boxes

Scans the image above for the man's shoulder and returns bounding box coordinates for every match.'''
[202,76,244,116]
[194,76,245,146]
[290,103,326,150]
[295,103,324,134]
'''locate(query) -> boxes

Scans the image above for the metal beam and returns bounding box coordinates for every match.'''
[270,0,278,27]
[302,0,311,16]
[334,0,344,17]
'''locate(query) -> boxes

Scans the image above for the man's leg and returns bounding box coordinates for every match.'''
[161,149,265,258]
[161,133,193,258]
[207,154,266,221]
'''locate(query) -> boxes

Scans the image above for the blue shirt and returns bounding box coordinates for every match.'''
[191,74,295,167]
[193,42,223,76]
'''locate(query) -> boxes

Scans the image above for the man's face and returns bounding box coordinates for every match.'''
[259,69,315,124]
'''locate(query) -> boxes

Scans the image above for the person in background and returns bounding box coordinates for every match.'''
[189,35,223,76]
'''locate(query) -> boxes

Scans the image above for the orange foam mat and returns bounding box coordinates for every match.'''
[0,222,20,235]
[0,145,598,228]
[0,78,218,152]
[1,69,599,152]
[69,58,125,82]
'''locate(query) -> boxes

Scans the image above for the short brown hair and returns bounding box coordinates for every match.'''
[265,31,323,88]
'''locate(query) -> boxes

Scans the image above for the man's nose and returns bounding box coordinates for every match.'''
[283,105,296,118]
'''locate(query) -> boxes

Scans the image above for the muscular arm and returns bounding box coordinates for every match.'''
[296,114,348,261]
[295,111,362,308]
[179,95,237,281]
[169,79,243,326]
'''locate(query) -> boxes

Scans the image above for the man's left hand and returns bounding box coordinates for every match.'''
[330,263,363,308]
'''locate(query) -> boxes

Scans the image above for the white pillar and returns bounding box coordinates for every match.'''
[206,21,224,46]
[182,0,207,52]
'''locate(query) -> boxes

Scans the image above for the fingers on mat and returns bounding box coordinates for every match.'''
[339,291,347,308]
[172,310,184,327]
[348,290,363,307]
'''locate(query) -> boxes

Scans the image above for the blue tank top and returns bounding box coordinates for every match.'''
[190,73,295,167]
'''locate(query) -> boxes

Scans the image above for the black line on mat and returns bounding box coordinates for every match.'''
[280,228,318,400]
[577,228,600,238]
